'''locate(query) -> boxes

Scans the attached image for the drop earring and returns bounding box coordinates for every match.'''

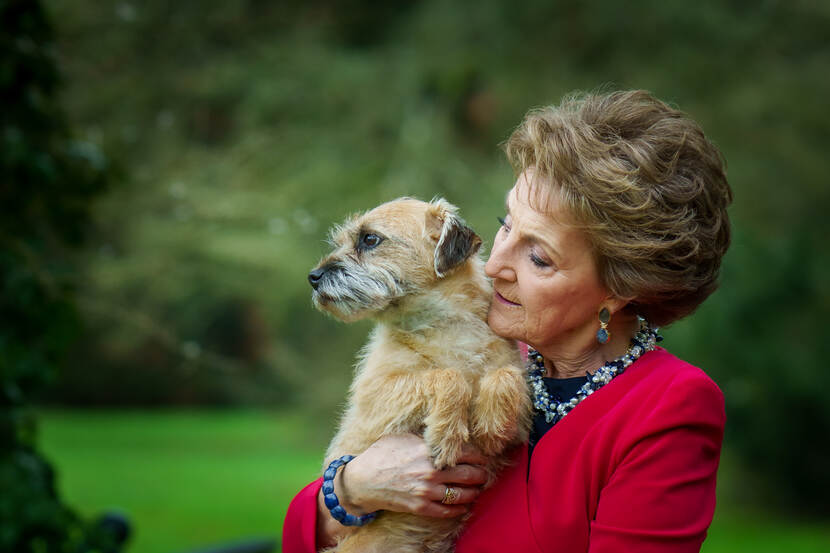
[597,307,611,344]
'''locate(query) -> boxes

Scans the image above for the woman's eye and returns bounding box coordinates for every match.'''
[530,252,550,268]
[497,216,510,231]
[361,233,382,249]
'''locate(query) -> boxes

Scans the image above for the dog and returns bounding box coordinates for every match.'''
[308,197,531,553]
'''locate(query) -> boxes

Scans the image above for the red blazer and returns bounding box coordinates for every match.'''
[282,348,725,553]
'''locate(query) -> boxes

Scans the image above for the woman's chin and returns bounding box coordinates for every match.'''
[487,306,523,342]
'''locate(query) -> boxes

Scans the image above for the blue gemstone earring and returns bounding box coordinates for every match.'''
[597,307,610,344]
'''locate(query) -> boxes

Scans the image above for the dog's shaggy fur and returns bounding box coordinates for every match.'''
[308,197,531,553]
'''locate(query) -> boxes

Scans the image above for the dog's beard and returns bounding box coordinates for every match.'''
[311,262,406,321]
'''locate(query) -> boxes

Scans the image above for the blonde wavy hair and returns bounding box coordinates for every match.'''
[504,89,732,326]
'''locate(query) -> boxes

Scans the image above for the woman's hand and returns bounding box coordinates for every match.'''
[316,433,489,547]
[341,433,488,516]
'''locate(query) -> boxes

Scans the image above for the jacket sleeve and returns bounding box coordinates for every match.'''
[282,478,324,553]
[588,374,725,553]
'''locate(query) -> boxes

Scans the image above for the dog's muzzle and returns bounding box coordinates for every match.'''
[308,265,331,290]
[308,260,405,318]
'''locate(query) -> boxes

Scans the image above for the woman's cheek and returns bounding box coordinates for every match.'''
[487,305,522,341]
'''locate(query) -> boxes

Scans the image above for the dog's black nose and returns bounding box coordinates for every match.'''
[308,267,327,289]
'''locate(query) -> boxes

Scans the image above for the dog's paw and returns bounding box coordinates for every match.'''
[472,422,513,457]
[431,437,464,469]
[471,366,532,455]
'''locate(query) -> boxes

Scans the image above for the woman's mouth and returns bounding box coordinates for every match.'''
[494,291,521,307]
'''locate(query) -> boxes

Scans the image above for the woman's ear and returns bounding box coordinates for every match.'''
[599,295,638,329]
[604,296,633,316]
[427,198,482,278]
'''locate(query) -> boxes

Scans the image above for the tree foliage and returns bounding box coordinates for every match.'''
[30,0,830,516]
[0,1,118,550]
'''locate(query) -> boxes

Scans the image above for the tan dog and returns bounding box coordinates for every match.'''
[308,197,531,553]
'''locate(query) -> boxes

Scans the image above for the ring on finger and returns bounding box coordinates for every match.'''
[441,486,460,505]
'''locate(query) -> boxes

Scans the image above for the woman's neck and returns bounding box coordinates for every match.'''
[539,316,639,378]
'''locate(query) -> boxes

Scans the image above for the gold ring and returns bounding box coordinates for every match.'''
[441,486,460,505]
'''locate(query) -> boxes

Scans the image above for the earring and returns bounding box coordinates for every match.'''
[597,307,610,344]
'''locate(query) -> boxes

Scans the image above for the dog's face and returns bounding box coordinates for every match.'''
[308,197,482,322]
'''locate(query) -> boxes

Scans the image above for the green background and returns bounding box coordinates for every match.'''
[15,0,830,551]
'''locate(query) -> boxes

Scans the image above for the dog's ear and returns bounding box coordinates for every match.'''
[428,198,482,278]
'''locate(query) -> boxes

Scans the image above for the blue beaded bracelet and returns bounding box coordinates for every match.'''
[322,455,378,527]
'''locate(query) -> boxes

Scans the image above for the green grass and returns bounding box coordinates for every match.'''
[37,409,330,553]
[38,410,830,553]
[704,511,830,553]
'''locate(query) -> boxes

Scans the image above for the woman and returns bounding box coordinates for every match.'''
[283,89,732,552]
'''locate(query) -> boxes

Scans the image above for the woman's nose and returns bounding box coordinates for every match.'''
[485,237,515,281]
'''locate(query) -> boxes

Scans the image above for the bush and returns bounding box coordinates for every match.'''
[36,0,830,515]
[0,1,120,550]
[671,224,830,515]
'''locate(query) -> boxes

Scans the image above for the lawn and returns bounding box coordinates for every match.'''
[37,410,328,553]
[37,410,830,553]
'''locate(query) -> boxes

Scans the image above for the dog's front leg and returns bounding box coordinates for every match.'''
[423,369,472,469]
[472,366,531,456]
[325,370,430,466]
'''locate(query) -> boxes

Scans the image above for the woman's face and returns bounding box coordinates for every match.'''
[485,173,610,357]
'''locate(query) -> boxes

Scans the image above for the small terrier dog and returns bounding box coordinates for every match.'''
[308,197,531,553]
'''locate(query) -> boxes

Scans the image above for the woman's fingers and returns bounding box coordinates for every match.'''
[333,434,490,519]
[456,442,489,466]
[433,483,480,505]
[406,484,479,519]
[415,499,469,519]
[436,463,488,487]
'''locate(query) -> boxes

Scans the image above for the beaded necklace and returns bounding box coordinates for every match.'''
[528,317,661,425]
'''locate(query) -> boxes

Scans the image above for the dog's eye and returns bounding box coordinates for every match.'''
[360,233,383,250]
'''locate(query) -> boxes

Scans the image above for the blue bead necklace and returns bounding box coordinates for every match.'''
[528,317,661,425]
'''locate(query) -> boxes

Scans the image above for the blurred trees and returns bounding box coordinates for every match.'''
[0,0,122,550]
[33,0,830,515]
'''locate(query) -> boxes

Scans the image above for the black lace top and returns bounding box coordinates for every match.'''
[528,375,590,458]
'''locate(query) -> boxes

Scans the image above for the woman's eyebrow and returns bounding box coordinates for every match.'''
[519,227,561,260]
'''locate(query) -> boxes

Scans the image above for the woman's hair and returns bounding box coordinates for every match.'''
[504,89,732,326]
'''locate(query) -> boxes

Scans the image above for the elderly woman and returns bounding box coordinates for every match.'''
[283,89,732,552]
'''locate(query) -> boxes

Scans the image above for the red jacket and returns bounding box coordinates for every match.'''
[282,348,725,553]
